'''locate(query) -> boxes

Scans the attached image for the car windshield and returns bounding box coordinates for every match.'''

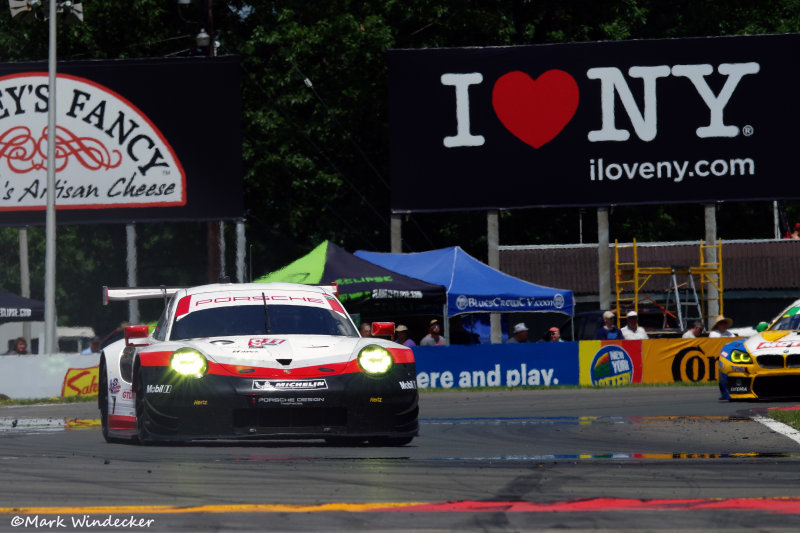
[170,304,358,340]
[770,312,800,331]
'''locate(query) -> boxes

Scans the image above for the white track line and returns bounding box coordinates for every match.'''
[752,414,800,446]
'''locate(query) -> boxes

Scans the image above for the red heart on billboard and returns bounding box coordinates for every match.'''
[492,70,579,148]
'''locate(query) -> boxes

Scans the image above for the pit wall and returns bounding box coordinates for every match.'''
[0,340,732,399]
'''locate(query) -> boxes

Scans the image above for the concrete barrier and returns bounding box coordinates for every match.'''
[0,353,99,399]
[0,338,736,398]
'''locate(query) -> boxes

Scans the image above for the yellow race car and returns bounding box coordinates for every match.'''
[718,300,800,400]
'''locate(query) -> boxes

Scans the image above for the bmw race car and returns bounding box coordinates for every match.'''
[98,283,418,445]
[719,299,800,401]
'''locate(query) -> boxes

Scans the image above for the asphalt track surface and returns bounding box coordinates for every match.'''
[2,387,800,532]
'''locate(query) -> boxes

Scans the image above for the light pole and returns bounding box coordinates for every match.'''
[8,0,83,352]
[43,0,57,353]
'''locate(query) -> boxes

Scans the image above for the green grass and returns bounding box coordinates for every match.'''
[417,381,715,393]
[0,394,97,406]
[768,409,800,431]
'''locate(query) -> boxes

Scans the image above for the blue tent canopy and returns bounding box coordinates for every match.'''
[355,246,573,317]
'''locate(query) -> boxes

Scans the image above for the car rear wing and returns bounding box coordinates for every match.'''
[104,284,338,306]
[319,283,338,298]
[103,286,185,306]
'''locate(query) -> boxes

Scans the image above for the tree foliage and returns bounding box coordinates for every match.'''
[0,0,798,334]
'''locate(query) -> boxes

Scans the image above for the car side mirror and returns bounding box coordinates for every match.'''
[371,322,395,338]
[756,322,769,333]
[124,325,150,347]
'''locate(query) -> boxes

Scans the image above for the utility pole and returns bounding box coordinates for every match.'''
[202,0,222,283]
[43,0,58,352]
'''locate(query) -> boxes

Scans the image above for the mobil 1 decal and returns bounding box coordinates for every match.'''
[388,33,800,212]
[0,73,185,212]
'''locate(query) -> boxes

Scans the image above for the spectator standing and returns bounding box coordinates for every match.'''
[420,319,446,346]
[395,325,416,347]
[360,322,372,338]
[708,315,734,338]
[507,322,529,343]
[682,320,705,338]
[595,311,625,340]
[621,311,649,340]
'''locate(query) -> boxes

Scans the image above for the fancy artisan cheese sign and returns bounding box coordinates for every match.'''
[0,72,186,211]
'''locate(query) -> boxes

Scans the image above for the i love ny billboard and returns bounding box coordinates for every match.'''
[388,33,798,212]
[0,56,242,226]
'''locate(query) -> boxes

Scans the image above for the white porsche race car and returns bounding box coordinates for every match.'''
[99,283,419,445]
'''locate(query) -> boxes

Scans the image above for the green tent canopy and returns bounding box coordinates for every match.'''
[255,241,446,307]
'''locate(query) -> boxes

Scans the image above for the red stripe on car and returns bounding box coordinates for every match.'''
[206,359,363,378]
[139,351,173,367]
[108,414,137,430]
[175,295,191,319]
[326,296,346,315]
[388,346,415,363]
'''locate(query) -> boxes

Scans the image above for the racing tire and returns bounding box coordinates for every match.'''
[133,362,154,445]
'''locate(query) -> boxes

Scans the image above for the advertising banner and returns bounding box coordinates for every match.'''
[579,340,643,386]
[414,343,579,388]
[389,34,797,212]
[61,365,99,397]
[0,56,242,225]
[641,338,733,383]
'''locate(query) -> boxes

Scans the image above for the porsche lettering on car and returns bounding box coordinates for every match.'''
[718,300,800,400]
[98,283,418,445]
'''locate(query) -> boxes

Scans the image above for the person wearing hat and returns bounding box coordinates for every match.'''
[507,322,529,343]
[621,310,648,340]
[420,319,446,346]
[595,310,625,340]
[709,315,734,338]
[394,324,416,347]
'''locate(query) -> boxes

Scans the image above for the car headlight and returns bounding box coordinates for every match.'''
[358,345,393,376]
[170,347,208,378]
[730,349,752,364]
